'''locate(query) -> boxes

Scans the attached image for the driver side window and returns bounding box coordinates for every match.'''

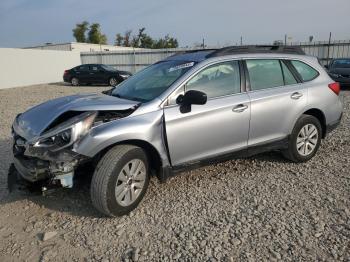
[185,61,241,99]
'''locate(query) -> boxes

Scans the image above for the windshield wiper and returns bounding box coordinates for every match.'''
[112,93,147,103]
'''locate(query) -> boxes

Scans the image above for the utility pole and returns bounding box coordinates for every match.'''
[284,34,287,45]
[326,32,332,66]
[202,38,205,48]
[240,36,243,46]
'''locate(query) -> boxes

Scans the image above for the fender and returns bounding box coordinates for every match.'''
[74,109,171,167]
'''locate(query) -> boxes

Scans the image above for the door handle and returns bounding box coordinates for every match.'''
[290,92,303,99]
[232,104,248,113]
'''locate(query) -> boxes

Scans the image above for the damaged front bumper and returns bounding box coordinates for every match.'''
[9,136,89,192]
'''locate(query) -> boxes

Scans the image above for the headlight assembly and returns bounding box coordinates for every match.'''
[120,74,131,79]
[33,112,97,150]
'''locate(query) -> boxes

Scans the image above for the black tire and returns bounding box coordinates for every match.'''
[90,145,150,217]
[283,114,322,162]
[71,77,79,86]
[109,77,118,86]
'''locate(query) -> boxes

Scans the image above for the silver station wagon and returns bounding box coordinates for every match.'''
[9,46,343,216]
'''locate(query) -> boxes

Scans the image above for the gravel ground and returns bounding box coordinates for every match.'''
[0,83,349,261]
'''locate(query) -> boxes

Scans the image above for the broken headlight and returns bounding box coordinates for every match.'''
[33,112,97,150]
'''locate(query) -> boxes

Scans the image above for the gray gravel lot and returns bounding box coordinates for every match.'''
[0,83,349,261]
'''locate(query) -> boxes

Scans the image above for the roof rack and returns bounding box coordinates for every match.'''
[207,45,305,58]
[166,48,217,58]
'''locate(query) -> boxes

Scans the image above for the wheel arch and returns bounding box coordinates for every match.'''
[93,139,163,181]
[108,75,122,85]
[301,108,327,138]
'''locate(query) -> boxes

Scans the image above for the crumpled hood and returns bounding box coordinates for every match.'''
[14,93,139,140]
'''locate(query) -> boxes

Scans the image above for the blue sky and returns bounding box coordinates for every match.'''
[0,0,349,48]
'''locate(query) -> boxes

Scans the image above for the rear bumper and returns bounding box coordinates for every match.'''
[63,75,70,82]
[326,112,342,135]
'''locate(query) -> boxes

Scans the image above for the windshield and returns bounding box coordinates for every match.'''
[101,65,117,71]
[111,60,196,102]
[332,59,350,68]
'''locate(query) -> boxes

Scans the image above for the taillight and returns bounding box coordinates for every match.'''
[64,70,69,75]
[328,82,340,95]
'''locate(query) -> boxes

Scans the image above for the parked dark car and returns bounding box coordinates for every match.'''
[326,58,350,86]
[63,64,132,86]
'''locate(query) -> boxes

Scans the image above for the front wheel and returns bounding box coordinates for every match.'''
[109,77,118,86]
[90,145,149,217]
[283,114,322,162]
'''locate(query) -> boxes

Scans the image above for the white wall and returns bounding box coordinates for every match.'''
[0,48,81,89]
[24,42,142,52]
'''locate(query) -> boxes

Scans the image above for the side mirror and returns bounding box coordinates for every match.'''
[176,90,207,106]
[324,64,329,69]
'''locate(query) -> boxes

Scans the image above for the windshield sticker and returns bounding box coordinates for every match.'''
[168,62,194,72]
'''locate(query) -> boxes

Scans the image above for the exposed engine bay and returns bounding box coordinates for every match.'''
[9,93,140,193]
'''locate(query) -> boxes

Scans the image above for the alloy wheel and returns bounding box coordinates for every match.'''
[115,159,146,206]
[109,78,117,86]
[71,78,79,86]
[296,124,319,156]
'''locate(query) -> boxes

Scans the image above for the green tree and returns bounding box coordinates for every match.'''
[123,30,132,47]
[115,33,124,46]
[114,28,179,49]
[72,21,89,42]
[154,35,178,48]
[88,23,108,44]
[131,28,155,48]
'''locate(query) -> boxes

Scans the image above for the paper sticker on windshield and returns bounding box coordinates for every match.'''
[169,62,194,72]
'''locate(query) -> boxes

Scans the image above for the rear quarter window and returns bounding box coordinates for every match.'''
[76,65,89,71]
[290,60,319,82]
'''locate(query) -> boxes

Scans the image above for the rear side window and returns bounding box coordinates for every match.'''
[246,59,284,91]
[290,60,319,82]
[77,65,88,71]
[186,61,241,99]
[281,62,298,85]
[90,65,99,71]
[331,59,350,68]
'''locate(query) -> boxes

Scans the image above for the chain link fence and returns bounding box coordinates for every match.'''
[81,41,350,73]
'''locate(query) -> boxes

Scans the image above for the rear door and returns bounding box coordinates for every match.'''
[163,60,251,166]
[245,59,307,146]
[75,65,90,83]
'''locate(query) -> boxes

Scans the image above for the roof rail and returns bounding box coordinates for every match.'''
[166,48,217,58]
[206,45,305,58]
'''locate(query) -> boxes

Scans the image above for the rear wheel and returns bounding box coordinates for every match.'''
[90,145,149,217]
[283,115,322,162]
[71,77,79,86]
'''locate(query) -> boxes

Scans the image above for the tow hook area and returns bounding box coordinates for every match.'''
[41,172,74,195]
[8,163,76,195]
[56,173,74,188]
[8,164,42,193]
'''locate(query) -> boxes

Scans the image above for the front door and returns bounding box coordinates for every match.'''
[88,65,105,83]
[163,60,251,166]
